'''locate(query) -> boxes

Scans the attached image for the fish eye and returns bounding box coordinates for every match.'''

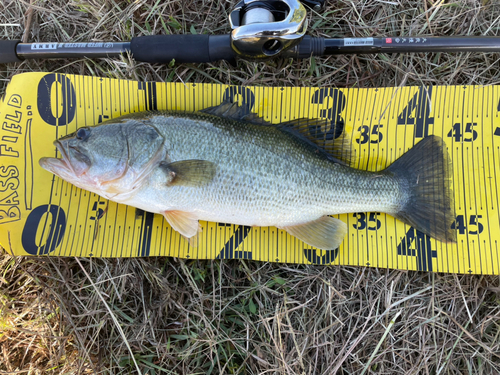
[76,127,90,141]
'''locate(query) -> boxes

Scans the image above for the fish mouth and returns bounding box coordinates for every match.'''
[39,141,71,174]
[39,140,89,178]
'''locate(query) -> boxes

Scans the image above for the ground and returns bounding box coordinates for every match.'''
[1,0,500,374]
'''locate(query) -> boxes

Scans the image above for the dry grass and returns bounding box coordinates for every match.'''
[1,0,500,374]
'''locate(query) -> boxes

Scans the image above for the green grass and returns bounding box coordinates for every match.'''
[1,0,500,373]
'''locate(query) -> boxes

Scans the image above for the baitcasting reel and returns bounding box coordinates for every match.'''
[229,0,310,60]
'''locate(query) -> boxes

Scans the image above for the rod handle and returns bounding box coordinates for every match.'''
[130,34,236,64]
[0,40,22,63]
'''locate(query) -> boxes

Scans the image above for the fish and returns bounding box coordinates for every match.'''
[39,101,456,250]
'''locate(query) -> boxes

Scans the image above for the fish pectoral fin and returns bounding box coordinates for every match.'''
[163,210,201,238]
[281,216,347,250]
[160,160,217,187]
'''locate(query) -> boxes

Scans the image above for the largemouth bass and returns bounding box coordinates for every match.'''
[39,101,456,250]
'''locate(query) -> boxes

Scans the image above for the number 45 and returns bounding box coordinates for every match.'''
[451,214,483,235]
[447,122,478,142]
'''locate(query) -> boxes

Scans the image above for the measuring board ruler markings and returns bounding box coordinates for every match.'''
[0,72,499,275]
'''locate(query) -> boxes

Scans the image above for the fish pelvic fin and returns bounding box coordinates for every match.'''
[163,210,201,239]
[386,135,456,243]
[281,216,347,250]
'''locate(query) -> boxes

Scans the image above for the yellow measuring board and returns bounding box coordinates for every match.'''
[1,72,499,274]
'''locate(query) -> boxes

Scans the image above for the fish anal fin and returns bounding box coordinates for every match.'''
[160,160,216,187]
[187,231,201,248]
[281,216,347,250]
[163,210,200,239]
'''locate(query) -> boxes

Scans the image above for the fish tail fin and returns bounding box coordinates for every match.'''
[386,135,456,243]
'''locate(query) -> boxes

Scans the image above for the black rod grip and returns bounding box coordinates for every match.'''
[130,34,235,63]
[0,40,21,63]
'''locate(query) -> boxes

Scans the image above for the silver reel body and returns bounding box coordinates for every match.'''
[229,0,308,60]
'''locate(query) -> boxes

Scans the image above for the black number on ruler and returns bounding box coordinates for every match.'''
[90,201,106,220]
[352,212,381,230]
[304,248,339,265]
[310,88,346,140]
[397,228,436,272]
[21,205,66,255]
[452,214,483,235]
[216,224,252,259]
[397,86,434,138]
[355,125,383,144]
[138,82,158,111]
[447,122,478,142]
[37,73,76,126]
[223,87,255,115]
[136,209,155,257]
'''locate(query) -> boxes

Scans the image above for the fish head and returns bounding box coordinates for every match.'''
[39,118,165,198]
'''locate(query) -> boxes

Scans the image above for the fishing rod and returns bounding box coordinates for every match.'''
[2,0,500,65]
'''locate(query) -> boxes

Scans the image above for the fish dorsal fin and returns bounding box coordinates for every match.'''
[201,101,351,165]
[278,118,352,165]
[201,101,270,124]
[281,216,347,250]
[160,160,216,187]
